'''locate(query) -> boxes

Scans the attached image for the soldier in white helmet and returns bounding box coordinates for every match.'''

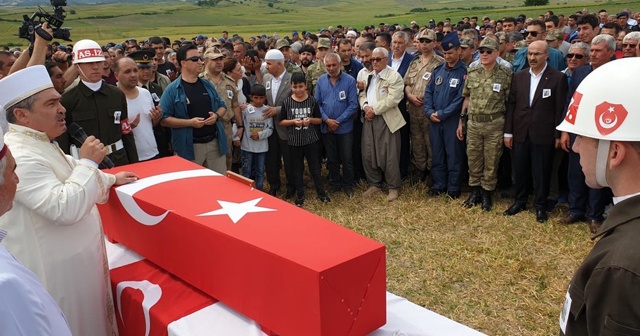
[558,58,640,335]
[57,39,139,166]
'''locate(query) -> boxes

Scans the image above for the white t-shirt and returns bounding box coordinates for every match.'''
[126,88,159,160]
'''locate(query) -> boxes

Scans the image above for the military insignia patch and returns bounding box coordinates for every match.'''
[435,76,443,86]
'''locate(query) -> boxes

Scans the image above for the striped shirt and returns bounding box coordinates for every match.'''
[279,96,321,146]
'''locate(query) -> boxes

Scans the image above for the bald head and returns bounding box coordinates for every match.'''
[529,40,549,52]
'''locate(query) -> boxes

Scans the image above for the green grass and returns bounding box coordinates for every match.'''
[1,0,639,46]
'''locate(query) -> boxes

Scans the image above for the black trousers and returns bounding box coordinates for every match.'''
[265,133,294,193]
[513,136,555,210]
[289,141,325,199]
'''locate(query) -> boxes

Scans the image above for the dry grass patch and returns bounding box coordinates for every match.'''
[300,180,593,335]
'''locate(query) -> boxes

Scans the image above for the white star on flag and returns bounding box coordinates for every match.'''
[608,106,614,112]
[197,197,276,224]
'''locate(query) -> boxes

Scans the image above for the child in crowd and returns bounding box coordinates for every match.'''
[279,72,330,207]
[240,84,273,191]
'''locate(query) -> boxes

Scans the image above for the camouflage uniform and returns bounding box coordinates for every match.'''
[306,61,326,96]
[463,64,512,191]
[205,72,239,170]
[404,52,444,172]
[286,62,302,75]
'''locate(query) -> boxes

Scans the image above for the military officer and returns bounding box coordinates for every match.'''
[305,37,331,95]
[404,29,444,184]
[201,47,241,170]
[424,32,467,198]
[458,37,512,211]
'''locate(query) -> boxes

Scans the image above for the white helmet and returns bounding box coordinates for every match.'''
[72,39,105,64]
[557,57,640,187]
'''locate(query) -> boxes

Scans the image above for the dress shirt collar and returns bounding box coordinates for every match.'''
[528,62,548,78]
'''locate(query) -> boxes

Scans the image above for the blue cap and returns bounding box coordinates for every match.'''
[196,34,207,40]
[261,34,267,38]
[441,32,460,51]
[292,30,298,35]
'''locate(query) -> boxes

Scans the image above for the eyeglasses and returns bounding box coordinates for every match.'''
[566,53,584,59]
[370,57,386,63]
[185,56,203,62]
[443,31,451,35]
[527,52,546,57]
[522,31,540,38]
[622,43,638,48]
[478,49,494,54]
[419,39,433,44]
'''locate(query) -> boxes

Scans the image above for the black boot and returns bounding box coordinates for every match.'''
[481,189,493,212]
[462,187,481,208]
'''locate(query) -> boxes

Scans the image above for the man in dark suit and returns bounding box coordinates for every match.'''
[262,49,294,198]
[388,31,415,179]
[503,41,568,223]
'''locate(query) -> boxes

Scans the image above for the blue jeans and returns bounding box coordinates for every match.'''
[322,132,354,188]
[241,150,266,191]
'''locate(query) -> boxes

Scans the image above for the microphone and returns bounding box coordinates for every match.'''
[67,123,115,168]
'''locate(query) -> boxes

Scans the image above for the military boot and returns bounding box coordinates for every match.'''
[462,186,481,208]
[481,189,493,212]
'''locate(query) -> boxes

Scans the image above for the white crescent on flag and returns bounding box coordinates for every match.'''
[116,280,162,336]
[115,169,222,226]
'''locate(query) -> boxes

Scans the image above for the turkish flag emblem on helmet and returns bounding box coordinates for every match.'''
[595,101,628,136]
[565,91,582,125]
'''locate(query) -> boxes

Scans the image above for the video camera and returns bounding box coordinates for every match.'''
[18,0,71,42]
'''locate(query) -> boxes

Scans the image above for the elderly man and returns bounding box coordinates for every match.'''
[359,47,406,201]
[58,39,139,166]
[0,65,137,336]
[558,58,640,335]
[388,31,415,180]
[559,34,615,233]
[160,44,228,174]
[621,32,640,57]
[0,122,72,335]
[562,42,589,83]
[315,53,358,196]
[503,41,568,223]
[262,49,294,197]
[404,29,443,184]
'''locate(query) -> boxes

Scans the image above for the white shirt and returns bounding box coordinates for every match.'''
[0,230,72,336]
[391,52,405,72]
[126,87,159,161]
[528,62,547,106]
[270,70,286,103]
[366,71,381,107]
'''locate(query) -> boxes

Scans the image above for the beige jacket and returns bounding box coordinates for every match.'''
[358,66,406,133]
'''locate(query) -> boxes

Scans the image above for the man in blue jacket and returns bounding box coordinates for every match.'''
[512,20,566,72]
[160,43,228,174]
[424,33,467,198]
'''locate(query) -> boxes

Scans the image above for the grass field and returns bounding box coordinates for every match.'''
[1,0,640,46]
[0,0,632,334]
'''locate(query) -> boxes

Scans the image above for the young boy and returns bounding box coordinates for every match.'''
[279,72,330,207]
[240,84,273,191]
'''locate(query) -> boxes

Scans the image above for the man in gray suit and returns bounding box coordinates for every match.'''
[262,49,294,197]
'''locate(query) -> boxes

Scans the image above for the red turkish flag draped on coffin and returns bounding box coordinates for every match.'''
[99,157,386,336]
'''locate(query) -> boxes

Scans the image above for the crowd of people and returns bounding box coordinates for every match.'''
[1,6,640,335]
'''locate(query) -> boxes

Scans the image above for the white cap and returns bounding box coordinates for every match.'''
[0,65,53,110]
[264,49,284,61]
[346,30,358,38]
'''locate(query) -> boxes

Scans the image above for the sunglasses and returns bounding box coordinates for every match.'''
[566,53,584,59]
[478,49,494,54]
[185,56,203,62]
[419,39,433,44]
[522,31,540,38]
[622,43,638,48]
[370,57,386,63]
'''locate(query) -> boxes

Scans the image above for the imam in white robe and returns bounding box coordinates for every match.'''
[0,124,118,336]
